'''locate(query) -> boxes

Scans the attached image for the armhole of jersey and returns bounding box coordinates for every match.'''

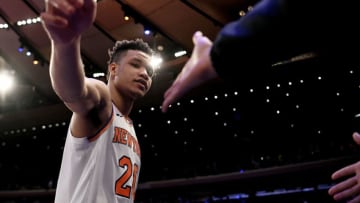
[88,106,114,142]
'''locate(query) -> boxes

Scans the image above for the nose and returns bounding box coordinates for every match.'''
[139,67,150,80]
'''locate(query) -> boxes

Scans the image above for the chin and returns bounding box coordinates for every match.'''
[132,91,146,99]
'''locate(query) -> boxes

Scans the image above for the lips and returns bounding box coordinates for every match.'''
[135,79,148,90]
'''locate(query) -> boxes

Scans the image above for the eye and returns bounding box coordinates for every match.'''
[130,62,141,68]
[130,60,154,77]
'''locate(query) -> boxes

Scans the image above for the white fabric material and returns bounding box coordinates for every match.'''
[55,105,141,203]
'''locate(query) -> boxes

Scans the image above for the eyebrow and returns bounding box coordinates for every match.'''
[131,57,152,70]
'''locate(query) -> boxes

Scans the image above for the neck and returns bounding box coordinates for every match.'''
[114,99,133,117]
[109,85,134,117]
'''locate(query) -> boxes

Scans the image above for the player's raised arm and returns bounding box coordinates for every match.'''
[41,0,108,112]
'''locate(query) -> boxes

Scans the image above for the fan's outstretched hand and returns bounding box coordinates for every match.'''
[161,31,218,112]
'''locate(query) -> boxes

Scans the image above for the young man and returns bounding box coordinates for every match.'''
[41,0,154,202]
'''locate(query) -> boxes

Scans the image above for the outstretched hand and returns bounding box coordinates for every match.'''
[329,132,360,203]
[161,31,219,112]
[41,0,97,44]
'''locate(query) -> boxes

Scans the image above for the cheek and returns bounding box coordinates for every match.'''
[116,71,130,80]
[114,74,127,85]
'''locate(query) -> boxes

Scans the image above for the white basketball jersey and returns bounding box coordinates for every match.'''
[55,105,141,203]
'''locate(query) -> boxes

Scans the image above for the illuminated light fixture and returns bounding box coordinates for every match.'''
[33,57,40,65]
[174,50,187,58]
[18,45,24,53]
[144,29,151,35]
[239,10,246,17]
[17,38,48,67]
[0,23,8,29]
[157,45,164,51]
[150,55,163,70]
[93,72,105,78]
[142,24,152,35]
[120,4,132,21]
[0,71,14,94]
[26,50,32,56]
[17,17,41,27]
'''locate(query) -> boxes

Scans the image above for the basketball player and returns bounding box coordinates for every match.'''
[41,0,154,202]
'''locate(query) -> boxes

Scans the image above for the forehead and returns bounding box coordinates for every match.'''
[123,50,151,62]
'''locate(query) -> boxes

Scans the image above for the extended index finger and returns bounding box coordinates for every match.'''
[332,163,358,180]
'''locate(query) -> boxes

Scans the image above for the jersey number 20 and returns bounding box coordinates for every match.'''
[115,156,139,200]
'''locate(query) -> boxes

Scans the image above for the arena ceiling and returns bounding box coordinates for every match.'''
[0,0,256,130]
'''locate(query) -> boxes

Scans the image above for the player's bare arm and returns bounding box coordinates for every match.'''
[42,0,112,138]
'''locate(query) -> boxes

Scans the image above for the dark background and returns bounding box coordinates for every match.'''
[1,0,360,202]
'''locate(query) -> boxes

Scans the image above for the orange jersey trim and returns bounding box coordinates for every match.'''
[88,108,114,142]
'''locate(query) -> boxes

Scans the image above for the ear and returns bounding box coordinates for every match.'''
[108,63,117,79]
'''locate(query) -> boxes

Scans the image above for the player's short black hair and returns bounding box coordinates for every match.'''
[106,38,154,80]
[107,38,154,65]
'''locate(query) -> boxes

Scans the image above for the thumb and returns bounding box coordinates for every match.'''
[192,31,203,44]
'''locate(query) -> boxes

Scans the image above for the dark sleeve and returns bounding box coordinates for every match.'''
[209,0,320,84]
